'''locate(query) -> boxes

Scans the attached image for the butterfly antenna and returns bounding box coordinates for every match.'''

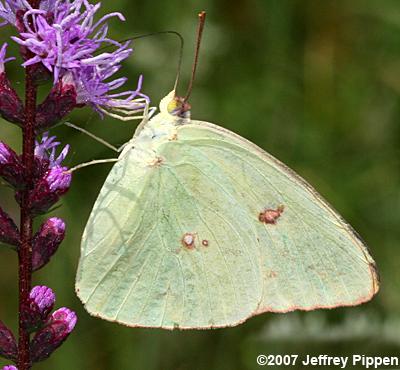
[114,31,184,92]
[183,11,207,104]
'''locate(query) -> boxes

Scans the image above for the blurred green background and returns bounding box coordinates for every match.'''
[1,0,400,369]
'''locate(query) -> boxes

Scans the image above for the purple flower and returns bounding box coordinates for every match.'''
[35,132,70,168]
[0,141,24,188]
[22,165,71,215]
[22,286,56,331]
[0,206,20,247]
[33,132,69,181]
[10,1,149,120]
[33,133,70,196]
[32,217,65,271]
[0,43,15,73]
[2,366,18,370]
[12,1,125,81]
[0,320,17,361]
[15,133,72,214]
[31,307,77,362]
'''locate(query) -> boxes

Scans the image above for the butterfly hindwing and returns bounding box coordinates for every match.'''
[177,122,378,313]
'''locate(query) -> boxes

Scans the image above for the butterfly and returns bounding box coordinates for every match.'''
[75,90,379,329]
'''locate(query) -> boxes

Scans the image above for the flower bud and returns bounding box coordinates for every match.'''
[0,142,25,188]
[0,207,20,248]
[32,218,65,271]
[0,320,17,361]
[30,286,56,318]
[31,308,77,362]
[22,286,56,331]
[16,166,72,215]
[36,76,77,131]
[2,365,18,370]
[0,73,24,126]
[0,44,23,126]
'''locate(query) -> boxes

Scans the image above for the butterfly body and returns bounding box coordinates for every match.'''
[76,92,379,329]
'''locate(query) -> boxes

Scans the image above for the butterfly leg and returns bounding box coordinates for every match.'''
[68,158,119,173]
[99,96,156,122]
[64,122,119,152]
[62,122,121,173]
[63,122,135,155]
[64,99,156,172]
[64,128,136,172]
[67,145,137,172]
[63,97,156,152]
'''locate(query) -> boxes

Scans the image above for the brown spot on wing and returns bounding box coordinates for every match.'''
[267,271,278,278]
[202,239,209,247]
[259,205,285,225]
[150,156,164,166]
[181,233,196,250]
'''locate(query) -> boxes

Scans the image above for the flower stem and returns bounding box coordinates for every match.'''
[17,0,40,362]
[17,62,37,370]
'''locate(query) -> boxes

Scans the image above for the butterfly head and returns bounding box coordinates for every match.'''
[167,96,191,119]
[159,91,191,123]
